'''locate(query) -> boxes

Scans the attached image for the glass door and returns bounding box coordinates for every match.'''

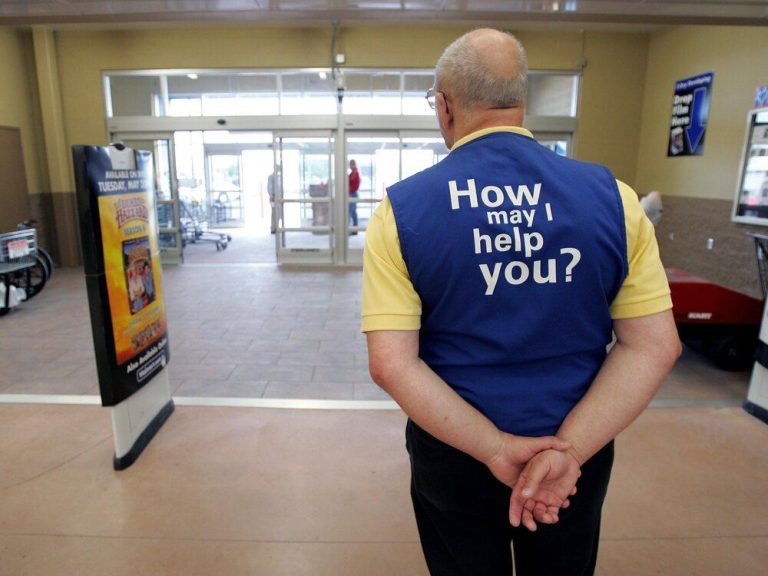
[344,133,399,264]
[204,151,245,228]
[344,131,448,265]
[400,132,449,177]
[111,132,182,264]
[274,132,335,264]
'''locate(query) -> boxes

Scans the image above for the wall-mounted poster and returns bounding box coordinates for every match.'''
[668,72,714,157]
[732,108,768,224]
[73,145,170,406]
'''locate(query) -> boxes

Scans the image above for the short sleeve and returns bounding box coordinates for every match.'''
[361,196,422,332]
[610,181,673,319]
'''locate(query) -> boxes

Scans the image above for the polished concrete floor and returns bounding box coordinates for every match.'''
[1,252,766,575]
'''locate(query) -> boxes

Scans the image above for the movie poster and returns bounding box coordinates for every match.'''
[74,145,170,406]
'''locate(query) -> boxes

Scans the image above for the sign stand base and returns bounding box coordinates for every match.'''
[746,359,768,426]
[112,369,174,470]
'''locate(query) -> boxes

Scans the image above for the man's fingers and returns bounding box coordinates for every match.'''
[521,508,537,532]
[532,502,558,524]
[509,476,528,527]
[529,436,570,454]
[517,463,550,500]
[551,437,571,451]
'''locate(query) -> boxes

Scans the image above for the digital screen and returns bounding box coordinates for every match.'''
[732,109,768,224]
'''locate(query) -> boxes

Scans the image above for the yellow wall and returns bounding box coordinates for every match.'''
[575,31,649,184]
[635,25,768,200]
[0,27,44,196]
[2,23,762,211]
[52,24,649,186]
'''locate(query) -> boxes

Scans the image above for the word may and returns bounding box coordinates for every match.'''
[450,179,541,210]
[486,203,554,227]
[479,248,582,295]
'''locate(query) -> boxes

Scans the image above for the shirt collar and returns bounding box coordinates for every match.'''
[451,126,534,151]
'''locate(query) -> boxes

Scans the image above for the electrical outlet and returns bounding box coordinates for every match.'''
[707,238,714,250]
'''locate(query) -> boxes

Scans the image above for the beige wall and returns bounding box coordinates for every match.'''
[575,31,649,184]
[635,25,768,200]
[0,27,45,198]
[8,22,761,276]
[0,23,650,266]
[53,25,648,182]
[634,25,768,294]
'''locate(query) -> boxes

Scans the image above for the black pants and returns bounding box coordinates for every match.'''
[406,420,614,576]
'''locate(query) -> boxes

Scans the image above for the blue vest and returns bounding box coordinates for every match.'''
[387,131,628,436]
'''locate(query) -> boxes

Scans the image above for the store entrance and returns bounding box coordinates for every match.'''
[344,131,448,265]
[112,129,567,266]
[273,132,335,264]
[174,131,277,263]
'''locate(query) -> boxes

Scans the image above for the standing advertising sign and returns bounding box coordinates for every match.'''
[668,72,714,157]
[73,144,174,470]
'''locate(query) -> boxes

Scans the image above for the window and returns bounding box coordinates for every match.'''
[105,69,580,119]
[527,73,579,117]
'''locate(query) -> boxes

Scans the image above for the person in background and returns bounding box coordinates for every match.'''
[267,166,280,234]
[362,28,680,576]
[348,159,360,235]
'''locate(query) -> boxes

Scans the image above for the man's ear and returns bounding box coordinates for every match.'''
[437,92,455,148]
[438,91,451,117]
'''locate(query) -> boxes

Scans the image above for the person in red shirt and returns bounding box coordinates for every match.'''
[348,159,360,234]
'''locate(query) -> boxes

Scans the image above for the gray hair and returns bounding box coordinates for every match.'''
[435,30,528,110]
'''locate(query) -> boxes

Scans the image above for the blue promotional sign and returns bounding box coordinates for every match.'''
[668,72,714,157]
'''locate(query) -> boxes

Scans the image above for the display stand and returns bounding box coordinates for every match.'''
[112,369,174,470]
[73,144,175,469]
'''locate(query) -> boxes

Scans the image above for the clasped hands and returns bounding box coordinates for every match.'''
[485,433,581,532]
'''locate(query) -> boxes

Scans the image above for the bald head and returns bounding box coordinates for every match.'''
[435,28,528,112]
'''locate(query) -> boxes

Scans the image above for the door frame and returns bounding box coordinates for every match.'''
[111,131,182,264]
[273,130,336,265]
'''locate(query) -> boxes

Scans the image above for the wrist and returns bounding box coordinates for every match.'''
[481,429,507,469]
[566,445,585,467]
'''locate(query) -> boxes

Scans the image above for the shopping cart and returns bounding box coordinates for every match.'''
[0,228,47,316]
[180,200,231,251]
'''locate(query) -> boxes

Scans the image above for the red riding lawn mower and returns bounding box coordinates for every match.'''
[642,192,765,371]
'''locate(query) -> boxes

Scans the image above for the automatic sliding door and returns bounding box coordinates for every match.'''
[344,131,447,265]
[275,133,334,264]
[344,133,400,264]
[205,152,244,227]
[401,133,449,177]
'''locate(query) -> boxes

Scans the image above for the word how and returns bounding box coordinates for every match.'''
[449,179,541,210]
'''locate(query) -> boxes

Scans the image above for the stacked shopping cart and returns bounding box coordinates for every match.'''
[0,227,51,316]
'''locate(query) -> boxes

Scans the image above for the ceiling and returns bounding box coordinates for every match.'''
[0,0,766,28]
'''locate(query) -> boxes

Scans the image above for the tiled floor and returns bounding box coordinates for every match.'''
[1,254,767,574]
[0,259,380,401]
[0,256,753,406]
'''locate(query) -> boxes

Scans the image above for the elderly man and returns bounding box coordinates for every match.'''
[362,28,680,576]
